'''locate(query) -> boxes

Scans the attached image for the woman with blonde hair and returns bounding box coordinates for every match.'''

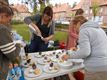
[66,8,84,80]
[63,15,107,80]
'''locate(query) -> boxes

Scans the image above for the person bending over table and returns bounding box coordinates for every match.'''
[24,6,55,53]
[62,15,107,80]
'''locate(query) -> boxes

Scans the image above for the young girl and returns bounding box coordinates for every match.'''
[8,63,16,80]
[13,62,25,80]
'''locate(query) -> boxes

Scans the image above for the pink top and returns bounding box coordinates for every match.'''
[66,25,78,49]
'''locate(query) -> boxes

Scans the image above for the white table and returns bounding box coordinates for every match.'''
[22,50,85,80]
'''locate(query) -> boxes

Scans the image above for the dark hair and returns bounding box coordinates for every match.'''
[72,15,87,25]
[43,6,53,20]
[0,1,8,6]
[0,5,14,16]
[75,8,84,16]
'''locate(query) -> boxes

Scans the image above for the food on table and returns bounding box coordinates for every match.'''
[43,56,51,63]
[59,59,65,63]
[32,63,37,70]
[39,52,42,55]
[29,69,34,73]
[49,62,54,70]
[56,54,59,58]
[34,68,41,75]
[24,62,27,65]
[58,60,73,69]
[49,62,59,71]
[70,47,77,51]
[25,53,28,56]
[53,52,56,55]
[27,59,31,64]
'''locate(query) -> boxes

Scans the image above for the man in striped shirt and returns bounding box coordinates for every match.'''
[0,4,21,80]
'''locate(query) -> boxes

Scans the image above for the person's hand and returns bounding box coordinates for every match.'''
[61,54,70,61]
[42,37,49,44]
[70,47,77,51]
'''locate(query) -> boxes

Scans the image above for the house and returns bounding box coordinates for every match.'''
[10,4,31,21]
[72,0,107,25]
[53,3,72,22]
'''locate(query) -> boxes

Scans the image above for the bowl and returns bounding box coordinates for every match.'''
[58,60,73,69]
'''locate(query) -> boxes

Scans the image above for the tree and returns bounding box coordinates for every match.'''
[39,0,46,14]
[32,0,52,14]
[72,2,77,8]
[32,0,38,14]
[91,1,100,20]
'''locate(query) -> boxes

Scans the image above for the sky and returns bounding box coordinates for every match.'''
[9,0,80,6]
[9,0,80,12]
[50,0,80,6]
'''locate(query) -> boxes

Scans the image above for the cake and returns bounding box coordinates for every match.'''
[34,68,41,75]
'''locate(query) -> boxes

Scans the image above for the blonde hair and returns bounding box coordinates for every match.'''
[72,15,87,25]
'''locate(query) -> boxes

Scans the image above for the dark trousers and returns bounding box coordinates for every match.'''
[26,37,48,53]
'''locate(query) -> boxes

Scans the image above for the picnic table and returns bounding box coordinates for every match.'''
[21,50,84,80]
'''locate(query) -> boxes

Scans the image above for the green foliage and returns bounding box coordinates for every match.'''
[70,13,75,17]
[12,23,30,42]
[12,23,67,42]
[54,31,68,42]
[92,2,100,18]
[33,5,38,14]
[40,2,46,13]
[12,20,23,25]
[55,23,69,29]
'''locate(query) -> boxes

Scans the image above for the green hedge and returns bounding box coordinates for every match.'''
[12,20,24,25]
[55,23,69,29]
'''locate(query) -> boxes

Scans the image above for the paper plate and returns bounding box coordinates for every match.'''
[24,67,42,78]
[43,64,59,73]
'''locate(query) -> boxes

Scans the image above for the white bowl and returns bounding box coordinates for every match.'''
[58,60,73,69]
[69,59,84,64]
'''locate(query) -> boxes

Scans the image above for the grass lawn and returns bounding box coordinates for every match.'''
[12,23,68,43]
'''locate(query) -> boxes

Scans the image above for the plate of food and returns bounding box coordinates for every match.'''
[58,59,73,69]
[43,62,60,73]
[69,59,84,64]
[21,59,32,67]
[24,63,42,78]
[34,52,45,58]
[22,53,32,60]
[51,54,60,62]
[37,56,52,65]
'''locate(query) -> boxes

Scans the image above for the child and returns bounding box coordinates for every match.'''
[13,62,25,80]
[8,63,16,80]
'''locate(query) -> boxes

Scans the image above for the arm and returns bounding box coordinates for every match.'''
[24,14,42,37]
[69,29,91,59]
[69,27,78,39]
[42,21,55,43]
[0,27,20,61]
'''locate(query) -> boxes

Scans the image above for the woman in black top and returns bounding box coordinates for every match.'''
[24,6,55,52]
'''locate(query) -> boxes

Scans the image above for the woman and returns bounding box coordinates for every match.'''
[66,8,84,80]
[24,6,55,52]
[62,15,107,80]
[0,5,20,80]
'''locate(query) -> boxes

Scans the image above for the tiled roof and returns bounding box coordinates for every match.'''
[53,3,71,13]
[11,4,29,13]
[71,0,84,11]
